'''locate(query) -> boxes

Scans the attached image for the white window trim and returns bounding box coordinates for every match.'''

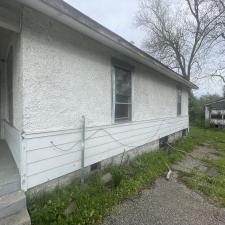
[111,64,133,123]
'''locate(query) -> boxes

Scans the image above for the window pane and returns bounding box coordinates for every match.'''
[114,66,132,122]
[115,67,131,103]
[116,95,131,103]
[177,102,181,115]
[211,114,222,119]
[115,104,131,121]
[178,94,182,103]
[177,87,182,115]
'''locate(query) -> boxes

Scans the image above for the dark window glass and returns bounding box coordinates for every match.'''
[177,87,182,116]
[115,104,131,121]
[115,67,131,121]
[116,95,130,103]
[211,114,223,119]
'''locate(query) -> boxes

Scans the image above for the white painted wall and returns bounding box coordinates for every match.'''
[16,7,190,190]
[210,119,225,125]
[205,106,210,120]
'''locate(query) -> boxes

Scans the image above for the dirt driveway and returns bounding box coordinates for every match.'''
[101,146,225,225]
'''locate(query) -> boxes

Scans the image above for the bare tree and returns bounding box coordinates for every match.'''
[214,0,225,40]
[136,0,225,81]
[206,0,225,82]
[207,0,225,49]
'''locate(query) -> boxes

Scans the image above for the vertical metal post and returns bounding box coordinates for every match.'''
[81,115,85,184]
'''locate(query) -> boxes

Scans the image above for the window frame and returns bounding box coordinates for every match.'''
[211,113,223,120]
[112,61,133,123]
[177,86,182,116]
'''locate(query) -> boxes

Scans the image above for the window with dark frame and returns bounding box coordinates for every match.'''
[177,87,182,116]
[114,66,132,122]
[211,113,223,119]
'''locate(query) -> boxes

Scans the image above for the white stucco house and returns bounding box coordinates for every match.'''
[0,0,197,205]
[205,98,225,128]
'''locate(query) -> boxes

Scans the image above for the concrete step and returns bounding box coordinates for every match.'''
[0,179,20,197]
[0,191,26,219]
[0,208,31,225]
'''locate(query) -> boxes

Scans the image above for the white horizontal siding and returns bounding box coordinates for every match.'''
[210,119,225,125]
[25,131,81,151]
[24,116,188,189]
[27,161,81,189]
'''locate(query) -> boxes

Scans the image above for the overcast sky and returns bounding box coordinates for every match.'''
[64,0,224,97]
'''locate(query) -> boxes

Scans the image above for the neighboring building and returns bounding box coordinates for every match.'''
[0,0,197,223]
[205,98,225,128]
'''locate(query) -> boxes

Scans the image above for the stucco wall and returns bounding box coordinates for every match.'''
[21,7,189,133]
[22,7,112,133]
[133,65,189,121]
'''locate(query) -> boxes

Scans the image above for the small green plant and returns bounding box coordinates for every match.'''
[110,166,125,188]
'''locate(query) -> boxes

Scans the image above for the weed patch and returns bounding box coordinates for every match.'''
[183,128,225,207]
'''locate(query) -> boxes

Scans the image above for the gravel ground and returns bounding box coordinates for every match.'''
[101,147,225,225]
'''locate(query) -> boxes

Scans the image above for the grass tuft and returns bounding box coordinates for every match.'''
[183,128,225,207]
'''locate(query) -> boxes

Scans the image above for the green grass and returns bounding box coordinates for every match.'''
[28,127,222,225]
[183,128,225,207]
